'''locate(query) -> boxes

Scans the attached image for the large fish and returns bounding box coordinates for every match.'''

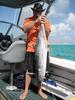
[35,0,55,83]
[35,24,47,82]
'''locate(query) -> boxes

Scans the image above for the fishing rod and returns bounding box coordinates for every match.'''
[45,0,56,15]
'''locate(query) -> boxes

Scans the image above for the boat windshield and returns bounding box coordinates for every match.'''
[0,3,49,38]
[0,6,24,38]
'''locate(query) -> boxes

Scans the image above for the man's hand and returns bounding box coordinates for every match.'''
[36,15,46,24]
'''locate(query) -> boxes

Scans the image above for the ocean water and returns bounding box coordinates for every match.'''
[49,45,75,61]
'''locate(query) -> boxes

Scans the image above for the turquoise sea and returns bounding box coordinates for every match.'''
[49,45,75,61]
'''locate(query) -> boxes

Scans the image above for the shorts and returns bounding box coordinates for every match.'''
[25,52,49,74]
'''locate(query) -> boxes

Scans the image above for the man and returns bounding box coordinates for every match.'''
[20,2,51,100]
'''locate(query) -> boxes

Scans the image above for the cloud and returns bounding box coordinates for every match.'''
[49,0,69,17]
[51,23,71,35]
[49,23,71,44]
[49,12,75,44]
[66,13,75,29]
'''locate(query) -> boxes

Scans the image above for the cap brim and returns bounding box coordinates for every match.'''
[31,8,45,12]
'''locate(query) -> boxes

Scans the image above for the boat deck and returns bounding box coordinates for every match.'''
[0,80,56,100]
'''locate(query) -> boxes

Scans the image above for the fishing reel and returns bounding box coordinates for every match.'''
[0,33,12,51]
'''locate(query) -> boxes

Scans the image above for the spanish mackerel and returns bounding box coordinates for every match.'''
[35,24,47,82]
[35,0,55,82]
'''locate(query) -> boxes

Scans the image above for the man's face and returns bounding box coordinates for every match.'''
[33,10,42,17]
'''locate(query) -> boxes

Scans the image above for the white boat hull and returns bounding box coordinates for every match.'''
[49,57,75,91]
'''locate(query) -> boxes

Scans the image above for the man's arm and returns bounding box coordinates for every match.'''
[23,19,38,33]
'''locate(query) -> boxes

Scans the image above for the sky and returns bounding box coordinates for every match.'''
[0,0,75,44]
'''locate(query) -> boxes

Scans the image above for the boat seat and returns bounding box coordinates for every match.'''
[0,40,25,90]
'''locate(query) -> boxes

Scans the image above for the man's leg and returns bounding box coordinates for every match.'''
[20,73,32,100]
[38,82,48,100]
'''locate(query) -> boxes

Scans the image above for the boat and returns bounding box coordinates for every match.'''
[42,57,75,99]
[0,0,75,100]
